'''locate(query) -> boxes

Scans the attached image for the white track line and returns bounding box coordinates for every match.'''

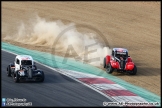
[59,69,103,78]
[90,84,127,90]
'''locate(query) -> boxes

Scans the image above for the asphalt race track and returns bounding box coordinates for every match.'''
[1,50,112,106]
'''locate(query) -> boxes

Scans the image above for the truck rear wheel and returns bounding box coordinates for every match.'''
[40,71,44,82]
[7,65,11,77]
[103,57,106,68]
[106,63,114,74]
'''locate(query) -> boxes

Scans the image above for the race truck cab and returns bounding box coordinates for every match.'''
[7,55,44,83]
[103,48,137,75]
[14,55,35,71]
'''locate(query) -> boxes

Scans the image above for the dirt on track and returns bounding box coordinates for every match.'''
[2,2,161,96]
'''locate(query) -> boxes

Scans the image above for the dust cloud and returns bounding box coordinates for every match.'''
[3,15,112,66]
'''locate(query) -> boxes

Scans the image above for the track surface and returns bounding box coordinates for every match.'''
[2,2,160,96]
[1,50,112,106]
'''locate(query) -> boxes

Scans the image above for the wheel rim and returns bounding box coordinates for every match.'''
[106,65,110,72]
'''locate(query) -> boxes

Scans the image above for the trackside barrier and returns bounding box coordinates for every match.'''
[2,42,160,106]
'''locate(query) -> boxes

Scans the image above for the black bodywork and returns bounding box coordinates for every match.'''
[7,63,44,83]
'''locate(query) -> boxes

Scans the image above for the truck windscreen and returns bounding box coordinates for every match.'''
[21,60,32,65]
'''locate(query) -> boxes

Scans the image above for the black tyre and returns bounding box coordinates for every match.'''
[129,65,137,75]
[7,65,11,77]
[106,63,114,74]
[40,71,44,82]
[28,68,33,78]
[103,57,106,68]
[13,71,20,83]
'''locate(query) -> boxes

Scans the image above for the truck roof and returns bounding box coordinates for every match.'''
[113,48,128,52]
[16,55,33,61]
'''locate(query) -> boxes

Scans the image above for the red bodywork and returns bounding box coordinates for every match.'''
[106,55,134,71]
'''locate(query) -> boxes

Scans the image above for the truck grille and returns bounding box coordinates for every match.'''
[120,60,126,70]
